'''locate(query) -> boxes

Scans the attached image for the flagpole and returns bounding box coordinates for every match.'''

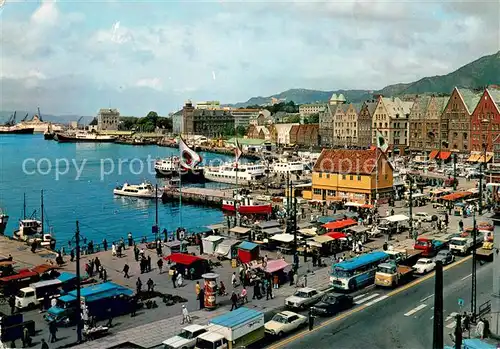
[234,135,239,227]
[178,141,183,228]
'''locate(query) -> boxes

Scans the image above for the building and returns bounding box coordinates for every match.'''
[171,109,184,134]
[329,93,347,105]
[182,101,234,137]
[357,101,377,148]
[270,123,299,145]
[340,103,364,148]
[441,87,482,153]
[296,124,319,147]
[320,103,345,146]
[195,101,221,110]
[231,109,260,129]
[409,96,431,151]
[307,148,393,203]
[470,88,500,161]
[246,125,271,140]
[97,108,120,131]
[299,103,326,116]
[249,110,272,126]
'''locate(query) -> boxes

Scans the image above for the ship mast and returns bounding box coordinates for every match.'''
[23,193,26,219]
[40,189,44,234]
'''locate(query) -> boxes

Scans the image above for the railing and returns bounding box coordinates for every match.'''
[479,300,491,317]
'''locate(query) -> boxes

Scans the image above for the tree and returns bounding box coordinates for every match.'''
[236,126,246,137]
[304,113,320,124]
[146,111,159,128]
[287,114,301,123]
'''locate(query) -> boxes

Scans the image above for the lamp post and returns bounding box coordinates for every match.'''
[471,207,477,321]
[479,118,490,215]
[453,153,457,191]
[408,175,414,240]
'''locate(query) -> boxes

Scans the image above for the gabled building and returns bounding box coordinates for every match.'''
[270,123,299,145]
[246,125,270,140]
[358,101,377,148]
[470,88,500,162]
[423,96,449,156]
[308,148,393,204]
[409,96,431,151]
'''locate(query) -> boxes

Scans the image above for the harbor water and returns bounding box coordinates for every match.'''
[0,135,237,246]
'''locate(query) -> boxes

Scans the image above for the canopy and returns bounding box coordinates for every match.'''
[164,253,204,266]
[345,202,363,207]
[230,226,251,234]
[310,235,334,243]
[202,235,224,254]
[467,153,481,162]
[438,151,451,160]
[441,191,472,201]
[271,233,296,243]
[348,226,370,234]
[256,220,280,229]
[298,228,317,237]
[317,214,345,224]
[326,232,347,239]
[385,214,409,223]
[262,227,283,235]
[238,241,259,251]
[297,221,314,229]
[207,223,225,231]
[215,239,239,259]
[264,259,290,273]
[323,218,357,230]
[429,150,439,159]
[344,212,359,219]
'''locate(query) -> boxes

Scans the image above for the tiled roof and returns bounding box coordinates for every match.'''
[487,88,500,110]
[290,125,300,136]
[413,96,431,116]
[313,148,389,175]
[433,96,450,114]
[351,102,363,114]
[366,101,378,116]
[328,104,345,116]
[457,88,482,114]
[382,97,413,118]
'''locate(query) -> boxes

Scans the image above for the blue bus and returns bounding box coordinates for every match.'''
[330,251,389,291]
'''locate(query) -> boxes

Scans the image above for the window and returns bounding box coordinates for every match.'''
[342,175,346,180]
[350,175,353,180]
[326,174,330,179]
[313,189,321,195]
[319,173,322,178]
[385,174,388,180]
[357,175,361,181]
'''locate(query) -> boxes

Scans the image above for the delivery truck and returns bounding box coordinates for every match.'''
[195,307,264,349]
[374,261,414,288]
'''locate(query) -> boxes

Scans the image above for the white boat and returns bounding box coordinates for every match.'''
[18,114,63,133]
[113,182,161,198]
[271,160,305,175]
[203,163,266,185]
[55,131,116,143]
[154,157,181,177]
[13,219,43,241]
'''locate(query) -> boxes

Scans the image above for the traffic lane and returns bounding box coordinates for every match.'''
[266,256,477,349]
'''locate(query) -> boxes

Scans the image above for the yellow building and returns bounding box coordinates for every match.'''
[306,149,394,204]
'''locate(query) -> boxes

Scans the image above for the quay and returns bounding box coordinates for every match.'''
[161,187,235,207]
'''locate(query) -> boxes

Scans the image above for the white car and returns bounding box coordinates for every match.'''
[285,287,323,309]
[162,324,207,349]
[413,258,436,274]
[413,212,433,222]
[265,311,307,337]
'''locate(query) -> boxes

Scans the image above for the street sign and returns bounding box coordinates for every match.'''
[458,298,464,307]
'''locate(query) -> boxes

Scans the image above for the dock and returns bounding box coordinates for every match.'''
[161,187,234,207]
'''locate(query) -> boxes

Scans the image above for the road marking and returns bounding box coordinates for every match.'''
[267,255,472,349]
[420,294,434,302]
[446,321,456,329]
[404,304,427,317]
[461,273,472,281]
[353,293,368,301]
[364,295,388,307]
[445,312,458,322]
[355,293,379,304]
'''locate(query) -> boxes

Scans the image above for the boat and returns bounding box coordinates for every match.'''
[0,126,35,134]
[43,123,55,140]
[154,157,206,182]
[203,163,266,185]
[113,182,162,199]
[0,209,8,235]
[271,159,305,175]
[18,109,63,133]
[222,195,272,215]
[55,131,117,143]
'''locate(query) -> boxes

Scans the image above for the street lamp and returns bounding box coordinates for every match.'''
[471,206,478,321]
[479,118,490,215]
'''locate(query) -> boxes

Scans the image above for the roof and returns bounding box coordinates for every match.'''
[58,294,77,303]
[209,307,263,328]
[197,332,225,342]
[382,97,414,118]
[230,226,251,234]
[265,259,289,273]
[271,233,296,243]
[323,219,357,230]
[57,272,77,283]
[279,310,302,317]
[457,88,482,114]
[313,148,391,175]
[325,232,347,239]
[182,324,206,332]
[333,251,388,272]
[311,235,334,243]
[31,264,58,275]
[487,88,500,110]
[410,96,431,118]
[385,214,409,223]
[296,287,316,292]
[31,278,62,289]
[238,241,259,251]
[0,270,38,282]
[262,227,283,235]
[433,96,450,114]
[365,101,378,116]
[164,253,205,265]
[203,235,224,242]
[71,282,133,302]
[256,220,280,229]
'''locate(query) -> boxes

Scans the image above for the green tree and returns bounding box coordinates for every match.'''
[236,126,246,137]
[304,113,319,124]
[146,111,159,128]
[287,114,301,123]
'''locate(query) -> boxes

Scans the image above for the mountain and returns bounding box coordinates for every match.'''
[230,51,500,107]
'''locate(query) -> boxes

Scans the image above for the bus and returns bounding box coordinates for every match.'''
[330,251,389,291]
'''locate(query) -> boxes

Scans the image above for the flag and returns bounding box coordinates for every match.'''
[376,130,389,153]
[234,139,243,162]
[179,137,202,170]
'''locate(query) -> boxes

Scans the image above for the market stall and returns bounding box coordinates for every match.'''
[202,235,225,255]
[215,239,240,260]
[347,226,370,243]
[238,241,260,263]
[307,235,334,255]
[206,223,225,234]
[263,259,290,286]
[317,214,345,224]
[270,233,301,254]
[322,218,357,232]
[230,226,252,239]
[164,253,210,279]
[298,227,317,237]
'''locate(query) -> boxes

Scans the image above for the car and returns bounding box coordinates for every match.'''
[413,258,436,274]
[310,294,354,316]
[264,311,307,337]
[434,250,454,265]
[285,287,323,309]
[478,222,494,231]
[413,212,434,222]
[162,324,207,349]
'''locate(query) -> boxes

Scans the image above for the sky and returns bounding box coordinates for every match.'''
[0,0,499,116]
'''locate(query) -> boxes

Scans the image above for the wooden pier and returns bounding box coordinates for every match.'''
[161,187,234,207]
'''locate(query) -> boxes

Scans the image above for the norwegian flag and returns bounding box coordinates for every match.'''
[234,139,243,162]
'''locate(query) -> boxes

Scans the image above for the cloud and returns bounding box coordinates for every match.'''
[31,0,59,25]
[136,78,163,91]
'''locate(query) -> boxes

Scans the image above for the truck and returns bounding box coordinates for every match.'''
[15,272,77,310]
[0,264,59,297]
[45,282,134,326]
[449,237,481,256]
[414,236,449,257]
[385,249,423,267]
[195,307,264,349]
[374,261,414,288]
[476,230,494,262]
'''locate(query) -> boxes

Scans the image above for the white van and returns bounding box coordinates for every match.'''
[15,278,62,309]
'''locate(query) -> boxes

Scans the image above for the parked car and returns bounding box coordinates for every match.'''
[310,294,354,316]
[413,212,434,222]
[162,324,207,349]
[264,311,307,337]
[413,258,436,274]
[285,287,323,309]
[434,250,454,265]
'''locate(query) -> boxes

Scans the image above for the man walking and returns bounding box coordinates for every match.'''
[136,277,142,294]
[157,258,163,274]
[48,320,58,343]
[123,263,130,278]
[181,305,191,324]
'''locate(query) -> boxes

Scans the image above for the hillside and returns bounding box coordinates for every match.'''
[231,51,500,107]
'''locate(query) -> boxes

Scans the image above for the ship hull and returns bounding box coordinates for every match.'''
[44,133,55,140]
[0,128,35,134]
[222,204,272,215]
[155,168,206,183]
[55,133,116,143]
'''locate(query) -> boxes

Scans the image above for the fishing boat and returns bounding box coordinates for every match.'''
[113,182,162,199]
[43,123,55,140]
[55,131,116,143]
[203,163,266,185]
[0,208,8,235]
[154,157,206,182]
[222,195,272,215]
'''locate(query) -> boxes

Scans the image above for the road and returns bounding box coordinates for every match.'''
[266,257,492,349]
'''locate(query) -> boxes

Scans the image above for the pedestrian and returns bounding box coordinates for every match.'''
[112,242,116,256]
[103,268,108,281]
[176,271,183,287]
[48,320,58,342]
[94,256,101,271]
[199,288,205,309]
[266,280,273,300]
[40,339,49,349]
[230,291,238,311]
[136,277,142,294]
[9,295,15,314]
[147,255,152,272]
[231,272,237,288]
[130,295,138,317]
[312,251,317,267]
[103,238,108,251]
[195,281,201,299]
[304,247,308,263]
[463,312,470,337]
[181,305,192,324]
[123,263,130,278]
[240,287,248,303]
[106,308,113,327]
[22,325,31,347]
[308,307,315,331]
[147,278,155,292]
[288,269,294,286]
[157,258,163,274]
[476,318,485,339]
[128,232,133,247]
[70,249,74,262]
[10,340,16,348]
[134,245,139,262]
[98,266,104,280]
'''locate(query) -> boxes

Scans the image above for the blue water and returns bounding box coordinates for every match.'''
[0,135,236,246]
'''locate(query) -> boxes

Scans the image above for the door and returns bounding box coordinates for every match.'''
[322,190,326,201]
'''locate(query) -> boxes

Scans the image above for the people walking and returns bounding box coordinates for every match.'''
[195,281,201,299]
[48,320,58,343]
[123,264,130,278]
[147,255,152,272]
[157,258,163,274]
[199,288,205,309]
[172,269,178,288]
[147,278,155,292]
[128,232,133,247]
[231,272,237,288]
[22,326,31,347]
[230,291,238,311]
[181,305,192,324]
[40,339,49,349]
[240,287,248,303]
[136,277,142,294]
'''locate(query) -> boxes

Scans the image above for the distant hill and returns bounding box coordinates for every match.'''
[0,111,92,125]
[230,51,500,107]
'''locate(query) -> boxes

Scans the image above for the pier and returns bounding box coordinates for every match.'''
[161,187,234,207]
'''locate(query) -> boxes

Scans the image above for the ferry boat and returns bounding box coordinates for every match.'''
[55,131,117,143]
[18,112,63,134]
[0,126,35,134]
[113,182,162,199]
[154,157,206,182]
[203,163,266,185]
[0,209,8,235]
[222,195,272,215]
[271,160,305,175]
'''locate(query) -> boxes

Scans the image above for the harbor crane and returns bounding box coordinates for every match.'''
[37,107,43,122]
[4,111,16,126]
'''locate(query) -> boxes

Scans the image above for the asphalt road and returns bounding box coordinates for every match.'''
[265,257,493,349]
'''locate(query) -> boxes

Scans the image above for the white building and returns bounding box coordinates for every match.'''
[195,101,221,110]
[273,123,299,145]
[231,109,261,129]
[299,103,326,116]
[97,108,120,131]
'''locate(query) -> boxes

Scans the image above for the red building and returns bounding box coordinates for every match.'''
[470,88,500,161]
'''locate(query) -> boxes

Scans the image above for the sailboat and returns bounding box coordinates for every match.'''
[13,191,56,249]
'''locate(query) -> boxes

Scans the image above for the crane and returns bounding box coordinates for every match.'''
[5,111,17,126]
[77,116,84,129]
[21,113,29,122]
[38,107,43,122]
